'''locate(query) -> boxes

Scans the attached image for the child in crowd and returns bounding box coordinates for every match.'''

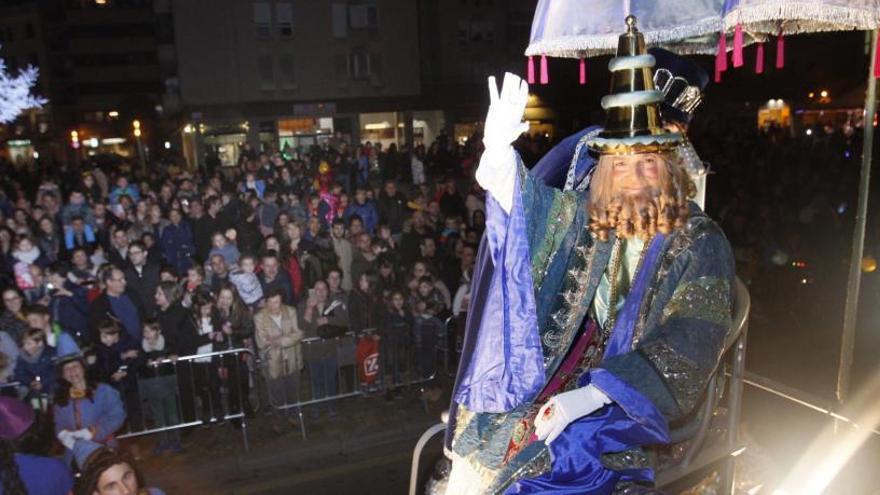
[95,320,144,431]
[137,320,182,454]
[24,304,80,357]
[14,327,57,402]
[209,232,241,266]
[230,254,264,308]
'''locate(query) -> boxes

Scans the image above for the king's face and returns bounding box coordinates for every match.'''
[609,153,663,198]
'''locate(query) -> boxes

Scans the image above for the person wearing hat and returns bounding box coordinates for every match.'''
[445,17,735,494]
[53,355,126,465]
[0,396,74,494]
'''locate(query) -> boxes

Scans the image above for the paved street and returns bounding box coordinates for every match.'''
[139,384,448,494]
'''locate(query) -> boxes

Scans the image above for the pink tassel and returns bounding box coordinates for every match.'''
[715,33,728,75]
[540,55,549,85]
[776,32,785,69]
[579,58,587,85]
[527,56,535,84]
[874,31,880,79]
[755,42,765,74]
[733,23,744,68]
[715,67,722,83]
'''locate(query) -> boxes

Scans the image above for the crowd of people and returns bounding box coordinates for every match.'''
[0,129,502,492]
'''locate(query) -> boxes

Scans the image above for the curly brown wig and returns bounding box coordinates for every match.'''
[587,151,694,242]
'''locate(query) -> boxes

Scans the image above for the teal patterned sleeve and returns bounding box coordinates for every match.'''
[518,159,587,291]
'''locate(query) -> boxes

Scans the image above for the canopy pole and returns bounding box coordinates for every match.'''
[836,29,878,406]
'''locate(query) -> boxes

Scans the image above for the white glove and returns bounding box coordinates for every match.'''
[534,385,611,445]
[57,430,76,450]
[71,428,94,441]
[475,73,530,213]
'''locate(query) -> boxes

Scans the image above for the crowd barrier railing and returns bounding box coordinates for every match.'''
[117,347,255,452]
[262,327,444,439]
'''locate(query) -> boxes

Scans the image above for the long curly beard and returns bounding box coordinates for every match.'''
[587,153,693,242]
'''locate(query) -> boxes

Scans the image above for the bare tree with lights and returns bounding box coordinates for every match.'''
[0,50,46,124]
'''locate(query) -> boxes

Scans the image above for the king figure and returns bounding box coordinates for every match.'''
[445,17,736,495]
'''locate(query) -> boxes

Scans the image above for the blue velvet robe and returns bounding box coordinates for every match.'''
[446,140,735,494]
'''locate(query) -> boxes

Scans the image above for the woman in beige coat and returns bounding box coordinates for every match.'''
[254,288,303,429]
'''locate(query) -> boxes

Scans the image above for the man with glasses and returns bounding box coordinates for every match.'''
[88,266,145,343]
[123,241,161,317]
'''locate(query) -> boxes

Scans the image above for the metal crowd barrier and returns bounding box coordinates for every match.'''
[264,327,444,439]
[117,347,255,452]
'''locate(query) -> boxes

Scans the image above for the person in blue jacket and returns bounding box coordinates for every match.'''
[53,355,127,464]
[159,208,195,275]
[14,328,57,399]
[344,187,379,234]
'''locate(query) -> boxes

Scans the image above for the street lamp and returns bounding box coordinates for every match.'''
[132,119,145,171]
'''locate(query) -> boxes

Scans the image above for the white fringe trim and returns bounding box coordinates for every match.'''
[525,16,723,58]
[723,2,880,33]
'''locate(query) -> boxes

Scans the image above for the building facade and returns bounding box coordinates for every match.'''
[174,0,427,167]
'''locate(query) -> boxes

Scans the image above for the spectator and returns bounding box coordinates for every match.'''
[350,233,377,286]
[214,284,254,415]
[229,254,263,307]
[254,289,303,432]
[344,187,379,234]
[208,232,240,267]
[348,272,382,336]
[14,327,57,401]
[438,178,467,221]
[154,282,199,423]
[191,197,231,263]
[106,228,131,268]
[207,254,231,294]
[94,320,143,433]
[326,268,348,309]
[330,219,353,291]
[46,263,90,343]
[36,216,61,263]
[377,180,407,237]
[109,177,140,205]
[123,241,161,317]
[0,288,28,342]
[159,209,195,275]
[53,356,127,460]
[63,217,97,256]
[188,291,223,423]
[298,280,348,418]
[137,320,182,454]
[181,265,207,309]
[67,248,98,286]
[88,266,145,343]
[24,305,80,357]
[60,190,96,229]
[0,330,18,388]
[259,252,294,306]
[380,290,411,399]
[407,261,450,312]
